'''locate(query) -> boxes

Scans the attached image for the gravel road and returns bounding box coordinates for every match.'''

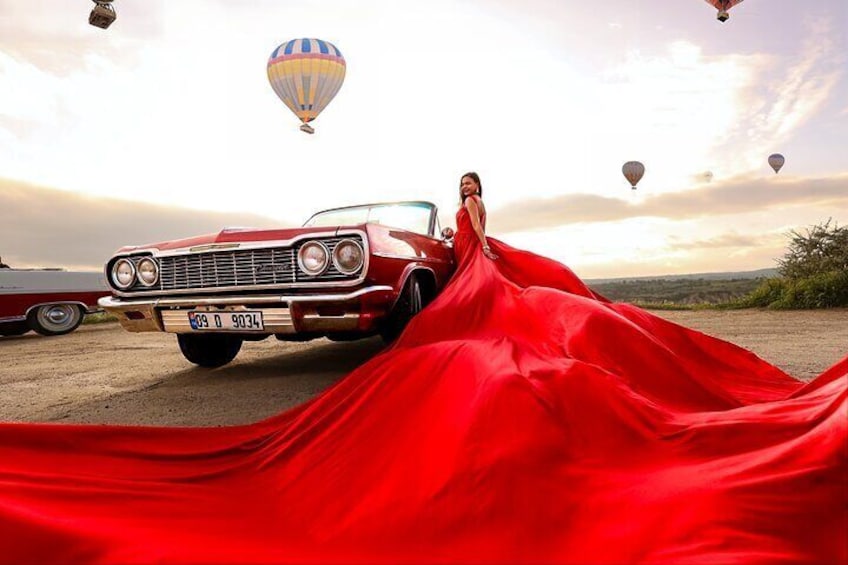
[1,309,845,427]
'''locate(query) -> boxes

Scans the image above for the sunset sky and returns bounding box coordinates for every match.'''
[1,0,846,278]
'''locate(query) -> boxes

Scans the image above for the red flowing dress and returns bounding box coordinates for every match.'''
[0,198,845,564]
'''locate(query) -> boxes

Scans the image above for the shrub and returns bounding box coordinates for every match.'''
[743,270,848,309]
[788,270,848,308]
[741,220,848,309]
[779,219,848,280]
[742,278,787,308]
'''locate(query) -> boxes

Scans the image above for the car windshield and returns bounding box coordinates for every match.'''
[304,202,434,236]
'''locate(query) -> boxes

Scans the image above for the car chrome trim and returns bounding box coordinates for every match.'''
[98,285,394,310]
[99,286,393,334]
[188,243,241,252]
[372,252,451,263]
[301,313,361,321]
[112,230,344,260]
[108,230,370,297]
[0,315,27,323]
[299,312,361,332]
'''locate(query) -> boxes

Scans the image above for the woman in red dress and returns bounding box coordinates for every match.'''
[451,171,605,297]
[457,172,499,261]
[0,173,845,564]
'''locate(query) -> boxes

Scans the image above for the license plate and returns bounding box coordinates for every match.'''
[188,311,264,331]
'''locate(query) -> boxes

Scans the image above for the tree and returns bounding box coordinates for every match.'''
[744,219,848,309]
[778,219,848,280]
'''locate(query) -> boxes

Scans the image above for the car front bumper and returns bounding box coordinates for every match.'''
[98,286,395,334]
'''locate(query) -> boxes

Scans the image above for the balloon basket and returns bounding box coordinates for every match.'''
[300,124,315,134]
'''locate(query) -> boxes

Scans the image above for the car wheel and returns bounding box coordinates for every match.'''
[177,334,243,368]
[0,321,30,336]
[27,304,84,336]
[380,275,423,344]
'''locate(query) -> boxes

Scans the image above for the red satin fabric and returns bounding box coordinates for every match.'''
[0,202,845,564]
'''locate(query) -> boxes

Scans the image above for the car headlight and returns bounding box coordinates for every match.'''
[136,257,159,287]
[111,258,136,290]
[297,241,330,276]
[332,239,364,275]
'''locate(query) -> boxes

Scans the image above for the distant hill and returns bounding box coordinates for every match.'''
[585,267,778,285]
[585,268,779,306]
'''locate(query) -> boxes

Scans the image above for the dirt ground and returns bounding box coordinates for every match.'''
[1,309,845,427]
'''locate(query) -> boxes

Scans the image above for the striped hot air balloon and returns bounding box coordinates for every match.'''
[267,38,346,134]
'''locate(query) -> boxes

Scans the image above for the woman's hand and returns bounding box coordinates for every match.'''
[483,246,498,260]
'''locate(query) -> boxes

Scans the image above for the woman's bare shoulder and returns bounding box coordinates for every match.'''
[471,194,485,212]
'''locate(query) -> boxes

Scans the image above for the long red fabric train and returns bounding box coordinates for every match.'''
[0,202,846,564]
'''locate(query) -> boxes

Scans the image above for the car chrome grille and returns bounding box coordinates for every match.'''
[128,237,362,293]
[160,247,297,290]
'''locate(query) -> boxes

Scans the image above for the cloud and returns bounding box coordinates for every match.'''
[577,243,786,280]
[0,0,164,74]
[719,17,843,172]
[488,174,848,234]
[0,178,284,270]
[769,18,841,137]
[665,232,783,251]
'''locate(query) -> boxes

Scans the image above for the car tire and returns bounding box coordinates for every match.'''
[177,334,243,368]
[0,321,30,337]
[27,304,85,336]
[327,331,368,342]
[380,275,424,344]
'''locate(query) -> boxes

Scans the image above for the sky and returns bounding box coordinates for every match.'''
[1,0,846,278]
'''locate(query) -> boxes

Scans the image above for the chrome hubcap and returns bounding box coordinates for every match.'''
[38,305,78,331]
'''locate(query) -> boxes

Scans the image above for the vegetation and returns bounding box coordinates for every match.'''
[588,220,847,310]
[589,277,762,309]
[83,312,118,325]
[742,220,848,309]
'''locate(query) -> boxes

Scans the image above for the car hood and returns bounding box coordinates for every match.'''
[114,225,366,254]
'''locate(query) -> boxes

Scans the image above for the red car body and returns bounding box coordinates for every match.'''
[0,269,109,336]
[99,201,456,367]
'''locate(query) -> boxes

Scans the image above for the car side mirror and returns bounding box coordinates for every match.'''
[441,227,455,241]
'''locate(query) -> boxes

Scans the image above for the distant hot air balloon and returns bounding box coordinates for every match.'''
[622,161,645,190]
[267,38,346,134]
[768,153,785,174]
[703,171,714,183]
[704,0,743,22]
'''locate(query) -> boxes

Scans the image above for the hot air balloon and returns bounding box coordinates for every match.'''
[703,171,714,183]
[704,0,743,22]
[768,153,785,174]
[622,161,645,190]
[267,38,346,134]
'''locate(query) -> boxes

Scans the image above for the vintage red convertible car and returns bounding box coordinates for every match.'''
[99,201,456,367]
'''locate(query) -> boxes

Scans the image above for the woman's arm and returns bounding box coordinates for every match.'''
[465,197,497,260]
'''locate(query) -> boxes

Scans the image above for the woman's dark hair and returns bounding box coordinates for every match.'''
[459,172,483,203]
